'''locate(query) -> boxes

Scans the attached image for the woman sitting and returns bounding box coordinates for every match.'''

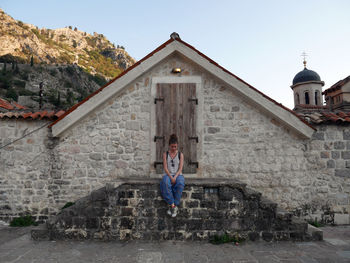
[160,134,185,217]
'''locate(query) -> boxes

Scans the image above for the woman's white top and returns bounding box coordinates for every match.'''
[167,151,180,175]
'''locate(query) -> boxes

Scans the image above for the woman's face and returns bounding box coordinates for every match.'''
[169,143,178,152]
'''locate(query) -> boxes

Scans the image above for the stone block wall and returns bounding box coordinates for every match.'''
[41,179,316,242]
[296,124,350,223]
[0,119,52,221]
[1,53,350,226]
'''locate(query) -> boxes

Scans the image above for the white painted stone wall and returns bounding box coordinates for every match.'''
[1,54,350,224]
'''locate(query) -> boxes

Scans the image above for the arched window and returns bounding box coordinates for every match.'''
[296,93,300,104]
[315,91,319,105]
[305,92,310,104]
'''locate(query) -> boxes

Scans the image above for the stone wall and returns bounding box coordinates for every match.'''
[0,119,52,221]
[300,124,350,224]
[1,53,350,225]
[34,179,319,242]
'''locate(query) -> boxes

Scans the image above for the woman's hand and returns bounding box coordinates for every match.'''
[171,176,176,185]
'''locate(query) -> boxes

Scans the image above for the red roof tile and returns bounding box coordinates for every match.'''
[0,97,65,120]
[0,98,28,110]
[0,110,65,120]
[299,111,350,124]
[12,101,27,110]
[0,98,15,110]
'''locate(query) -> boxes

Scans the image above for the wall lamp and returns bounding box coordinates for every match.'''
[171,67,182,74]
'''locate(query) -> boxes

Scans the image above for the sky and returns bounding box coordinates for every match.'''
[2,0,350,109]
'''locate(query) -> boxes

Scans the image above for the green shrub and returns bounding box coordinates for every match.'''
[13,79,26,88]
[307,218,324,228]
[5,88,17,101]
[0,72,12,89]
[58,52,74,64]
[18,88,35,96]
[209,233,245,245]
[10,215,38,227]
[0,54,26,64]
[64,80,73,88]
[89,73,107,86]
[66,89,75,107]
[50,69,57,76]
[61,202,75,210]
[65,65,75,76]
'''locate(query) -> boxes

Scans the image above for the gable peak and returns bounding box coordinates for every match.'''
[170,32,180,40]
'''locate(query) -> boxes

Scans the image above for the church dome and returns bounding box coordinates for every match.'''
[292,68,321,85]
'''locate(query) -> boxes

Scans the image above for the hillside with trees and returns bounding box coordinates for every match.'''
[0,9,135,110]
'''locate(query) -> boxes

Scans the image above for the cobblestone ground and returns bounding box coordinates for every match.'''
[1,225,350,263]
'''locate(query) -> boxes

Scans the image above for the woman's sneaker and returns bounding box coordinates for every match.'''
[171,206,178,217]
[167,207,172,216]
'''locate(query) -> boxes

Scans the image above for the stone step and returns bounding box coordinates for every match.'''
[33,178,322,242]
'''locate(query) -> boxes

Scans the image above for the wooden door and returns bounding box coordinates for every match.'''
[155,83,197,174]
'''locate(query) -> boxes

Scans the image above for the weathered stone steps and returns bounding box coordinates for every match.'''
[32,178,322,241]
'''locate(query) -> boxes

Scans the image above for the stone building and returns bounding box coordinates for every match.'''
[1,33,350,225]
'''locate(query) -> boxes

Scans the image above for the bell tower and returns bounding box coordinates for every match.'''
[291,54,324,110]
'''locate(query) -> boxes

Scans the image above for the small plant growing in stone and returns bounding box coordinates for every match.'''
[10,215,38,227]
[61,202,74,210]
[210,233,245,245]
[307,218,324,228]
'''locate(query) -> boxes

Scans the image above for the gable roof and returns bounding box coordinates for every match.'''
[323,75,350,95]
[50,34,315,138]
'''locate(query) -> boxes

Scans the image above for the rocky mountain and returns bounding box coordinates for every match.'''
[0,8,136,110]
[0,9,135,78]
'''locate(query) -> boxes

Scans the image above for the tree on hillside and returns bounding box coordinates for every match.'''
[30,55,34,67]
[57,91,61,107]
[66,89,74,107]
[74,27,77,31]
[14,62,19,74]
[69,26,72,30]
[6,88,18,101]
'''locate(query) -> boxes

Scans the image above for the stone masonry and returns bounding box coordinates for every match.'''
[32,178,322,242]
[1,53,350,225]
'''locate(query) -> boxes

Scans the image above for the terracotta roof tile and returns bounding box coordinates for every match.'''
[0,110,65,120]
[0,98,15,110]
[298,111,350,124]
[12,101,27,110]
[0,98,29,110]
[55,110,65,118]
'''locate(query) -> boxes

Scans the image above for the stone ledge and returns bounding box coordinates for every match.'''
[115,177,247,188]
[32,180,320,242]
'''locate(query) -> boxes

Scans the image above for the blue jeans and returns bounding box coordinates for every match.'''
[160,175,185,206]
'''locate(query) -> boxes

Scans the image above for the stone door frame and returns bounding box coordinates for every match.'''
[150,76,203,177]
